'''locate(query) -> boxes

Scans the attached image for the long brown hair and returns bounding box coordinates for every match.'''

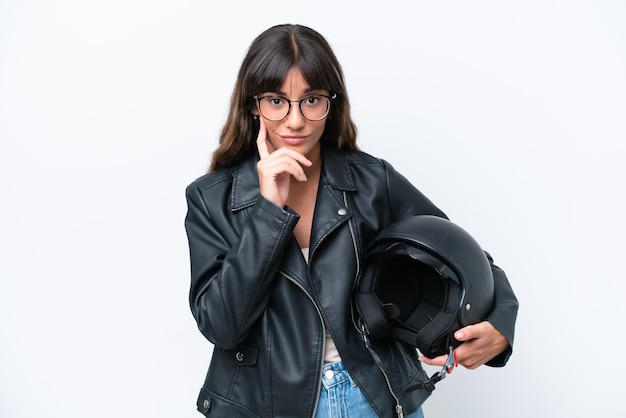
[209,24,358,171]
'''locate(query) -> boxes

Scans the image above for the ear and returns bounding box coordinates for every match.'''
[251,98,260,117]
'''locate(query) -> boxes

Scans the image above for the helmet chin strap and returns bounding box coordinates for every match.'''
[359,320,459,407]
[430,346,458,386]
[358,320,462,418]
[394,345,458,395]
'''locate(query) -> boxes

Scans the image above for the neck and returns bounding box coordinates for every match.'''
[303,143,322,178]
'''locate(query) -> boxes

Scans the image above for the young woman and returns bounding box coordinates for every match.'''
[185,24,518,418]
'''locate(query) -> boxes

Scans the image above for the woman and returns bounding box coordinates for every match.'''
[185,24,518,418]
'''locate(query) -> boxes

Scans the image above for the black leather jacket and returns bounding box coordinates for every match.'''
[185,145,518,418]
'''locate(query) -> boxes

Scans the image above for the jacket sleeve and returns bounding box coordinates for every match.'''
[185,181,299,349]
[383,159,519,366]
[484,253,519,366]
[382,160,448,220]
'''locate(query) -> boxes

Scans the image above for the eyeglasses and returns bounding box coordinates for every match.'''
[254,93,336,121]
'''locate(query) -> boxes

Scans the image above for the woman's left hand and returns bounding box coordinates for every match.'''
[418,321,508,370]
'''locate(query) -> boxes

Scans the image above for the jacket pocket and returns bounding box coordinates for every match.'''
[197,387,212,415]
[196,387,261,417]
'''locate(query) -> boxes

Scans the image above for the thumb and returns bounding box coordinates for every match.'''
[454,324,475,342]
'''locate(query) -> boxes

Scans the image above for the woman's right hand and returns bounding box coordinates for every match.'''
[256,118,311,208]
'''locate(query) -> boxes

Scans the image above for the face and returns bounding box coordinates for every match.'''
[254,67,329,159]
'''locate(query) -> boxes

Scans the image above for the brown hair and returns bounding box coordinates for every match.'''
[209,24,358,171]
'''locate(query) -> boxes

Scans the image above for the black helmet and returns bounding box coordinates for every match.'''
[356,215,494,359]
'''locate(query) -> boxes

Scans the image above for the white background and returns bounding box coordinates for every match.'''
[1,1,625,417]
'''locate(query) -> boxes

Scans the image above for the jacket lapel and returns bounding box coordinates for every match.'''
[309,146,357,255]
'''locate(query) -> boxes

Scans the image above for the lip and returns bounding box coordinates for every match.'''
[280,135,307,146]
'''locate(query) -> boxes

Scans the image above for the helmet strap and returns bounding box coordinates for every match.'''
[358,318,458,395]
[399,346,458,394]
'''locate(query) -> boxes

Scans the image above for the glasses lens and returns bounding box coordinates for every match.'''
[300,96,331,121]
[258,97,289,121]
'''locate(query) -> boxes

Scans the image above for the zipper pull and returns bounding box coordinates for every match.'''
[396,404,404,418]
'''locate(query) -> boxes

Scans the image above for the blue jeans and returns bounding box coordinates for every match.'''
[315,362,424,418]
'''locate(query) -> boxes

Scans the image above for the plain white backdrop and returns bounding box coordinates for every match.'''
[1,1,625,417]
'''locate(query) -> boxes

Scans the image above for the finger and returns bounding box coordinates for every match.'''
[256,118,270,159]
[418,354,448,367]
[260,156,308,182]
[454,323,480,341]
[455,321,495,342]
[454,328,469,342]
[276,148,313,167]
[261,146,313,169]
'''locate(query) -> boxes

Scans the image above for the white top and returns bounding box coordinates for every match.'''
[301,248,342,364]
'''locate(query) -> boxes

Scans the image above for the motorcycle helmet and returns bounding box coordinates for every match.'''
[355,215,494,358]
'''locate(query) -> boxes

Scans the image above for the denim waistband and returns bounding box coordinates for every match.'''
[321,361,351,389]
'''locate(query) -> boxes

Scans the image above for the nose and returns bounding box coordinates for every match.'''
[284,103,306,129]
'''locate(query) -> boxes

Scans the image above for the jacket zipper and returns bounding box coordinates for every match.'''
[278,270,325,418]
[344,191,405,418]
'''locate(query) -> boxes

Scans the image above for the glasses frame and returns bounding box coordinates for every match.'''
[253,93,337,122]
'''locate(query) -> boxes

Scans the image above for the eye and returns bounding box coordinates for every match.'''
[264,96,285,107]
[302,95,322,106]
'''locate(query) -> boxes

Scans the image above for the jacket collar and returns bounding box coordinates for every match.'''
[229,144,357,212]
